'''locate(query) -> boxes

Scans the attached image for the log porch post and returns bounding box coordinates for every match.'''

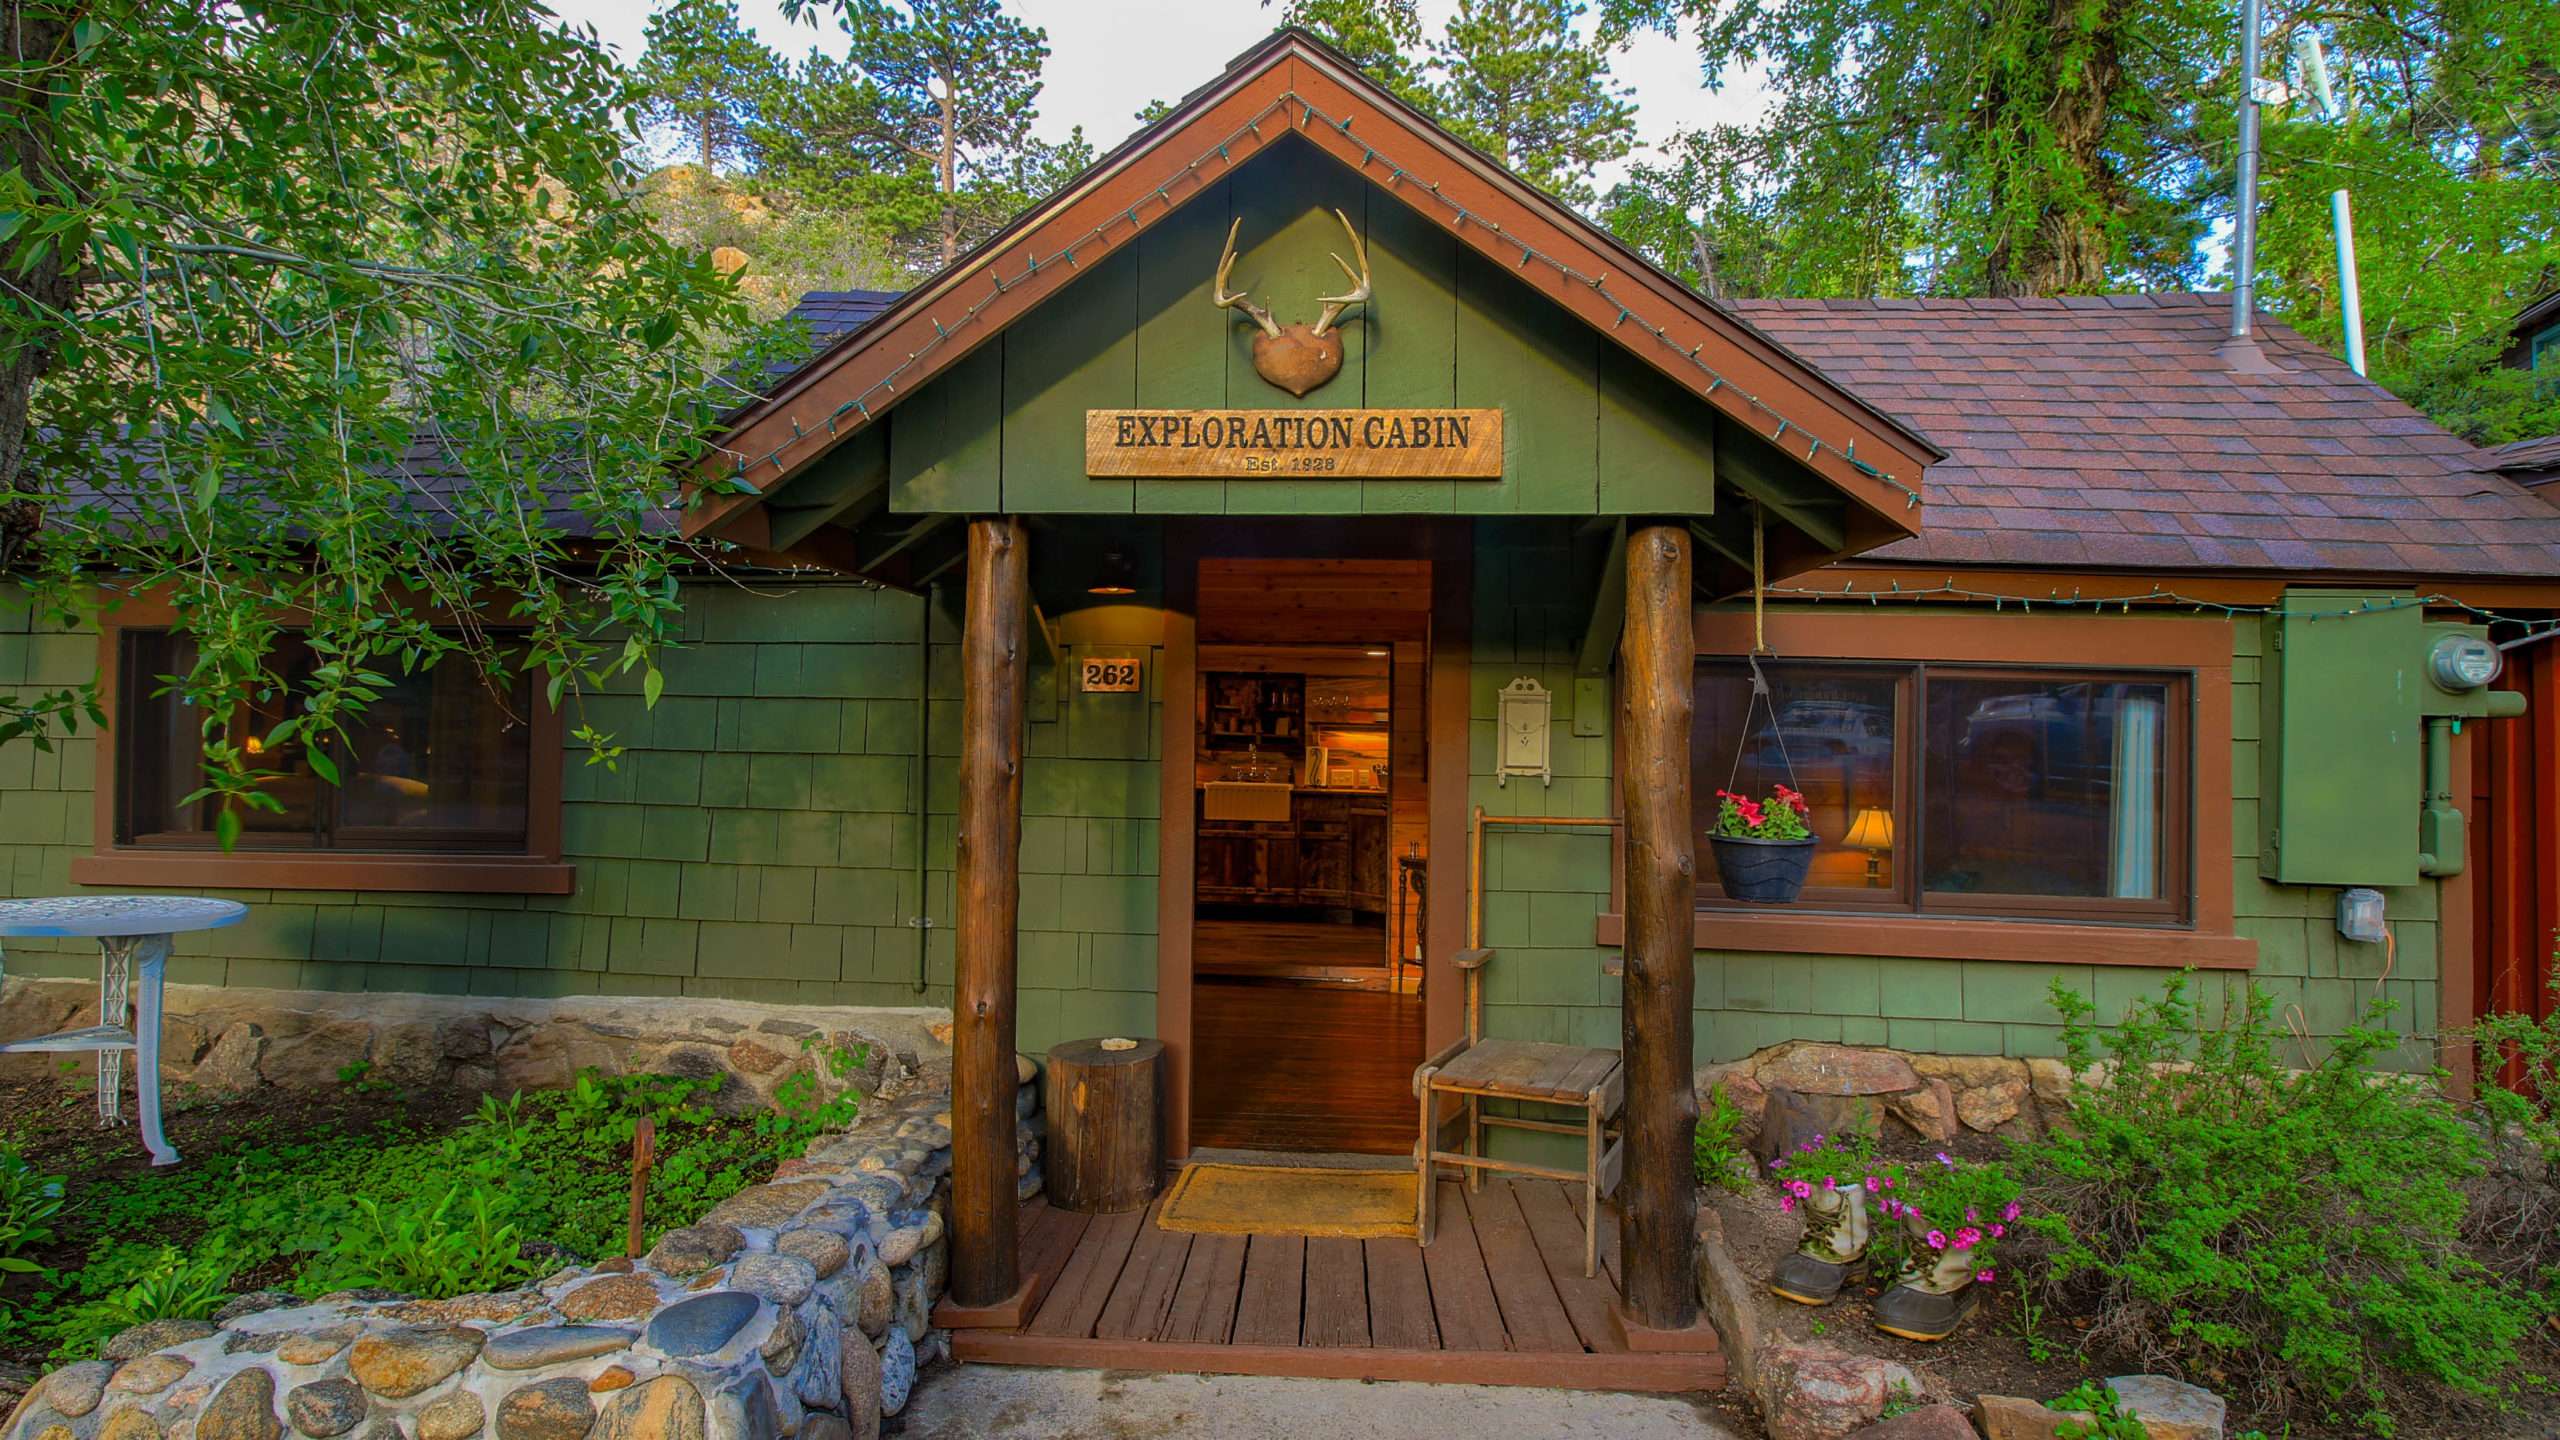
[1618,521,1701,1330]
[951,516,1027,1309]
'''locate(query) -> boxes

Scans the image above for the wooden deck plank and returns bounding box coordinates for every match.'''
[949,1331,1724,1392]
[1230,1233,1307,1347]
[1096,1203,1195,1341]
[1463,1182,1586,1354]
[1160,1233,1249,1344]
[1026,1207,1147,1338]
[1363,1237,1440,1351]
[1417,1178,1509,1352]
[1511,1178,1627,1353]
[1301,1237,1371,1348]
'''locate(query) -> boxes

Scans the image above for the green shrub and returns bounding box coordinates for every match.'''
[2011,973,2537,1433]
[2466,977,2560,1308]
[2050,1381,2151,1440]
[1693,1083,1753,1194]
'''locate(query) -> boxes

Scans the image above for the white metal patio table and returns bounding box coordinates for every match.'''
[0,895,247,1166]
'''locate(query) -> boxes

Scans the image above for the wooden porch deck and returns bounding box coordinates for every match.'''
[950,1176,1725,1391]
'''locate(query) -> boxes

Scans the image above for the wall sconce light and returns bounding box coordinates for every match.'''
[1086,550,1137,596]
[1845,806,1894,886]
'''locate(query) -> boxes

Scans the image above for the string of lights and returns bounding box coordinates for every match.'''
[1745,576,2560,630]
[715,91,1924,512]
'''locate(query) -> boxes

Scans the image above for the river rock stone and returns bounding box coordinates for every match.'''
[592,1377,706,1440]
[2107,1375,2226,1440]
[1754,1341,1920,1440]
[493,1378,594,1440]
[212,1292,304,1324]
[348,1326,486,1400]
[791,1308,843,1411]
[96,1408,160,1440]
[759,1307,805,1374]
[414,1391,486,1440]
[731,1254,818,1308]
[839,1328,881,1440]
[107,1355,191,1396]
[42,1362,112,1419]
[877,1329,914,1418]
[587,1368,636,1395]
[558,1275,660,1323]
[642,1292,762,1359]
[196,1368,283,1440]
[283,1378,367,1438]
[852,1262,893,1338]
[876,1220,926,1269]
[1753,1086,1885,1166]
[389,1291,547,1327]
[102,1320,217,1362]
[276,1326,358,1367]
[483,1326,635,1372]
[774,1229,849,1279]
[644,1224,744,1277]
[703,1183,827,1231]
[802,1417,852,1440]
[1884,1079,1956,1144]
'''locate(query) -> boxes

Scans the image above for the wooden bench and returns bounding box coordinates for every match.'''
[1413,947,1623,1276]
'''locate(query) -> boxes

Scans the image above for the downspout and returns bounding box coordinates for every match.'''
[915,582,938,992]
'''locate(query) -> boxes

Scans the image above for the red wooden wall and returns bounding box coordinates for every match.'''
[2474,634,2560,1027]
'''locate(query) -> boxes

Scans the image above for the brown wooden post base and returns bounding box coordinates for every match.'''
[951,516,1029,1309]
[1617,520,1702,1331]
[1608,1301,1722,1354]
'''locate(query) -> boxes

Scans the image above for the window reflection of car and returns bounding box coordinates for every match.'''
[1955,691,2105,802]
[1747,698,1892,767]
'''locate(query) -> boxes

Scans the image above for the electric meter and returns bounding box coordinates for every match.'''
[2427,633,2501,692]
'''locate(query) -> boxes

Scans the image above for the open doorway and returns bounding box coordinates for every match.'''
[1187,559,1431,1156]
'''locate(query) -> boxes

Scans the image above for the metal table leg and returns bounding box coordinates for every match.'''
[95,935,134,1127]
[132,935,177,1166]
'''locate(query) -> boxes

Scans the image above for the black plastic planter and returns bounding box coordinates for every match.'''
[1709,835,1816,904]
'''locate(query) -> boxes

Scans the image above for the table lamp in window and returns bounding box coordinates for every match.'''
[1845,807,1894,887]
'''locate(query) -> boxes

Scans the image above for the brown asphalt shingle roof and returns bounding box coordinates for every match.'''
[1728,293,2560,580]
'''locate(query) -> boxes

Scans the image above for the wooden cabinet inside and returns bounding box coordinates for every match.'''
[1196,791,1388,914]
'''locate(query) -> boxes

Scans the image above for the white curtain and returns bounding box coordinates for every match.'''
[2109,691,2163,899]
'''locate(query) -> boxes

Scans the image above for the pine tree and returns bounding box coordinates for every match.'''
[630,0,783,174]
[823,0,1055,267]
[1272,0,1435,111]
[1431,0,1636,209]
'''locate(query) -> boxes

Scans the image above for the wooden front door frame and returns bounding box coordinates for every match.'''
[1154,519,1472,1161]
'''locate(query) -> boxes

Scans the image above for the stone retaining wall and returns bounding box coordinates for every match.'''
[1698,1041,2082,1151]
[0,981,953,1118]
[2,1056,1043,1440]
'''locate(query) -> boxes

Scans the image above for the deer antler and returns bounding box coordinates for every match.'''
[1311,208,1371,337]
[1212,218,1282,339]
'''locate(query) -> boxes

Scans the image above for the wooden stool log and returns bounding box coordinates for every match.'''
[1046,1037,1165,1213]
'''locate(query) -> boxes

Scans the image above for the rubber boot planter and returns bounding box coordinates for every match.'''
[1871,1214,1984,1342]
[1770,1182,1871,1306]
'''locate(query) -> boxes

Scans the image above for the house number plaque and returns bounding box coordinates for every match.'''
[1079,655,1144,694]
[1085,408,1503,479]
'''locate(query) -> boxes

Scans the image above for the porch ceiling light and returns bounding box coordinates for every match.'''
[1087,550,1138,597]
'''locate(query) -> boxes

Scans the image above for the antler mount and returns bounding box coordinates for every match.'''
[1210,210,1373,398]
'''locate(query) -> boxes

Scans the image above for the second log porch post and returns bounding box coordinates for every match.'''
[951,516,1027,1308]
[1618,520,1701,1330]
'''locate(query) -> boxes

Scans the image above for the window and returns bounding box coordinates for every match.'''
[115,630,534,853]
[1695,661,2188,924]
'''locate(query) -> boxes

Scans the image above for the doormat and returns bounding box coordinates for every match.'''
[1157,1162,1418,1239]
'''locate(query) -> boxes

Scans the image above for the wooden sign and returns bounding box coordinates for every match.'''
[1079,654,1144,694]
[1086,408,1502,479]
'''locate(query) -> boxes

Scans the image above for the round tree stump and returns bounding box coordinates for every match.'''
[1046,1037,1165,1214]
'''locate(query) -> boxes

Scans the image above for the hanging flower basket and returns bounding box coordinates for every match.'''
[1710,784,1817,904]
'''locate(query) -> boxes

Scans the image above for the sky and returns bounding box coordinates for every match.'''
[547,0,1775,191]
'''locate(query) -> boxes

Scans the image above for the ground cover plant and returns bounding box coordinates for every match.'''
[0,1048,864,1364]
[2007,974,2547,1435]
